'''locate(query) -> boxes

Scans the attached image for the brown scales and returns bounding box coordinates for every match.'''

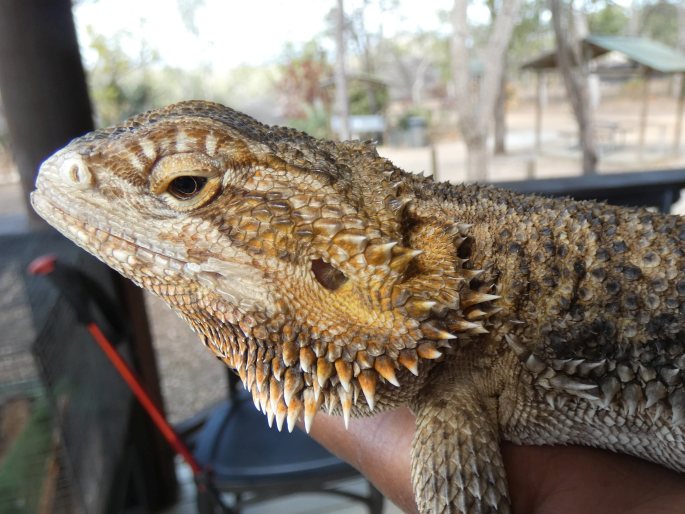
[31,101,685,514]
[218,203,496,431]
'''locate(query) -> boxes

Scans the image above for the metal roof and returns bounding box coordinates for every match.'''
[521,36,685,74]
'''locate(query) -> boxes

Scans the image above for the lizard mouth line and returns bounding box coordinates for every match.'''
[31,190,188,271]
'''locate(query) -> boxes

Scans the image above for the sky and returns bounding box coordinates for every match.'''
[74,0,458,70]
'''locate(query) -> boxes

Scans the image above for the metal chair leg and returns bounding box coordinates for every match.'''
[368,483,384,514]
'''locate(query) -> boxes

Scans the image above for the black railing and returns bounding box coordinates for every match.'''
[492,168,685,213]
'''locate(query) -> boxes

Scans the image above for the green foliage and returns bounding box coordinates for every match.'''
[397,107,432,130]
[508,0,553,65]
[588,3,629,36]
[348,79,389,115]
[640,1,679,47]
[0,396,54,514]
[85,27,160,126]
[78,0,685,141]
[83,25,280,126]
[285,103,331,139]
[380,30,452,104]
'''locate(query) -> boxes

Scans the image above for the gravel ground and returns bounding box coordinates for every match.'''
[144,292,227,424]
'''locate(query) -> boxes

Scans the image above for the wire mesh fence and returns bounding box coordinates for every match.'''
[1,232,132,514]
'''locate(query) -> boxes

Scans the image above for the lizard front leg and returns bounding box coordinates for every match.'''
[411,374,509,514]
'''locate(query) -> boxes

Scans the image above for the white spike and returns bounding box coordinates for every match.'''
[266,405,275,428]
[303,388,319,434]
[339,387,352,429]
[287,398,303,433]
[275,403,287,432]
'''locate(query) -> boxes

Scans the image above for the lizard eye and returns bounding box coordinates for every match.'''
[168,176,207,199]
[150,152,222,212]
[311,258,347,291]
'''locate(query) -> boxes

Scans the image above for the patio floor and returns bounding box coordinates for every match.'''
[163,460,404,514]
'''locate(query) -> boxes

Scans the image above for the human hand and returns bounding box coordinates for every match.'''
[307,407,685,514]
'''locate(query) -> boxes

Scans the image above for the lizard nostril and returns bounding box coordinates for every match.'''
[60,157,93,189]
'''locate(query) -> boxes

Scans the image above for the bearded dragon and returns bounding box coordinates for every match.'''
[31,101,685,513]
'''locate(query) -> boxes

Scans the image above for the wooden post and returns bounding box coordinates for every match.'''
[638,69,651,160]
[112,274,178,509]
[430,144,439,181]
[0,1,177,507]
[0,0,93,229]
[674,72,685,155]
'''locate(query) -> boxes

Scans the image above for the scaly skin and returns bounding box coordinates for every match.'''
[31,101,685,513]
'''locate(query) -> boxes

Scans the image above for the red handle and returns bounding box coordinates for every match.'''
[86,322,203,475]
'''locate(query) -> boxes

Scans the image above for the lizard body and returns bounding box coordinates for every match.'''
[31,101,685,513]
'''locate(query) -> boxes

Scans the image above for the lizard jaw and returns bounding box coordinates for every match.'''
[31,189,189,288]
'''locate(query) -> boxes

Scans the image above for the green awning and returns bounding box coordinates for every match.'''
[521,35,685,74]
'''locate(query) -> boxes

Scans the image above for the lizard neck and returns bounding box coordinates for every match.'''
[404,178,590,335]
[405,176,684,359]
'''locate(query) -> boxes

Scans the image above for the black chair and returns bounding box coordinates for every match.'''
[192,372,384,514]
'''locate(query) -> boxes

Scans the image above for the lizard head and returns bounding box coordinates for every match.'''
[32,101,496,431]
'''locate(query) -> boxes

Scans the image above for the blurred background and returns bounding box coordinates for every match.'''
[0,1,684,513]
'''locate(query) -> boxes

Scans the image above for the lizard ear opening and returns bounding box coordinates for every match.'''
[311,259,347,291]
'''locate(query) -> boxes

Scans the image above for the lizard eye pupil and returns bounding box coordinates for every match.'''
[168,176,207,199]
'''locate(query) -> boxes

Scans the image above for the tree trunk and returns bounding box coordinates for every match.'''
[494,66,507,155]
[673,4,685,109]
[466,133,489,179]
[673,73,684,154]
[628,1,640,37]
[549,0,598,175]
[673,0,685,152]
[535,72,544,154]
[679,3,685,52]
[334,0,350,140]
[452,0,521,181]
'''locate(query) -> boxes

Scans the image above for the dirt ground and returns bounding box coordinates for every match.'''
[0,397,32,462]
[2,95,685,423]
[145,293,226,423]
[380,96,685,184]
